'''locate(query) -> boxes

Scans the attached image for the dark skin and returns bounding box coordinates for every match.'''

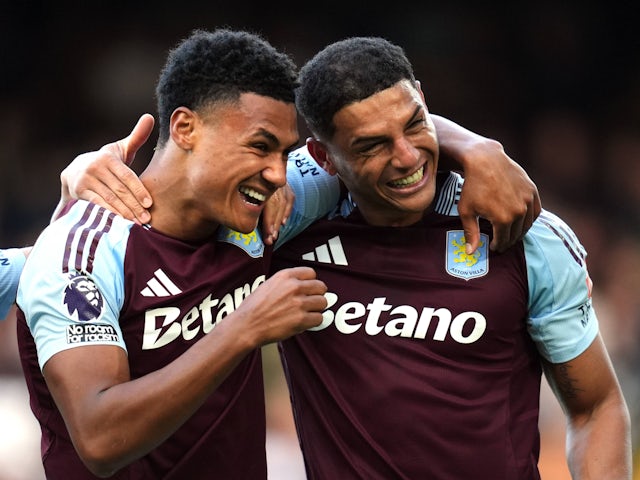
[55,107,552,477]
[307,79,630,479]
[43,96,329,477]
[59,113,541,254]
[542,335,631,479]
[59,107,631,477]
[45,265,326,475]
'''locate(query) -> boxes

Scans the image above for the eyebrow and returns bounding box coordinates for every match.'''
[350,105,423,149]
[254,127,299,152]
[254,128,279,144]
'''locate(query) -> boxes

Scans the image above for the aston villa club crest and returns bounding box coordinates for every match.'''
[445,231,489,280]
[218,227,265,258]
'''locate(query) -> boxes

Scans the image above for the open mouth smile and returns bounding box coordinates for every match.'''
[388,166,424,188]
[239,186,267,205]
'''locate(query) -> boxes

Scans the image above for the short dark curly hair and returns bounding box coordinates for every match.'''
[155,28,299,146]
[296,37,415,141]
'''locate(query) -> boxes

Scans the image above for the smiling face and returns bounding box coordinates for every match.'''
[192,92,299,234]
[318,80,439,227]
[147,92,299,240]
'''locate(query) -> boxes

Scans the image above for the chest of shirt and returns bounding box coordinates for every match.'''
[119,226,271,373]
[274,215,530,363]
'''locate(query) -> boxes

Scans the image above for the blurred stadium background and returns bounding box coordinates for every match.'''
[1,2,638,478]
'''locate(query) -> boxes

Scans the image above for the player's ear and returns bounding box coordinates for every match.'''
[415,80,426,103]
[306,138,338,176]
[170,107,197,151]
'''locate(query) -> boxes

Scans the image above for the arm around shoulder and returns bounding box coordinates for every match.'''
[430,114,541,253]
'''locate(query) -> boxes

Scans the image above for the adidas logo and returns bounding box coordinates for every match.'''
[141,269,183,297]
[302,236,348,265]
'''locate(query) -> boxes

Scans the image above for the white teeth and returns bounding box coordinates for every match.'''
[239,186,266,202]
[389,167,424,187]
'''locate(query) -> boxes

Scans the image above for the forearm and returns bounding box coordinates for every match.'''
[115,321,254,454]
[51,318,256,476]
[429,113,540,252]
[565,396,632,479]
[47,265,323,476]
[430,114,504,170]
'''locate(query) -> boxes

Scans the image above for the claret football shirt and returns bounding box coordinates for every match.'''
[17,201,274,479]
[273,158,598,480]
[16,152,339,480]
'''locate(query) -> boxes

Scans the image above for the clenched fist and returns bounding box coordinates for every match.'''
[235,266,328,347]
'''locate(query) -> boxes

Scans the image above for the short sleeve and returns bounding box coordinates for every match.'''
[0,248,26,319]
[17,201,129,370]
[276,146,341,248]
[524,210,599,363]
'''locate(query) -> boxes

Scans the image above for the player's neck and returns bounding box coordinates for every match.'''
[140,162,220,242]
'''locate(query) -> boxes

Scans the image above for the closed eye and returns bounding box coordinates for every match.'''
[355,138,386,158]
[252,142,270,153]
[408,118,424,129]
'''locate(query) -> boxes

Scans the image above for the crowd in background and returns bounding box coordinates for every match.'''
[0,2,638,479]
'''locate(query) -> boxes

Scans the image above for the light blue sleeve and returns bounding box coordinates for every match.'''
[524,210,599,363]
[0,248,26,319]
[16,201,130,370]
[275,146,341,248]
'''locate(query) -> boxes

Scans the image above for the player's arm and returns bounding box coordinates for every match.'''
[43,323,257,476]
[53,114,155,224]
[0,247,31,319]
[0,116,154,321]
[273,145,342,248]
[56,113,292,243]
[0,115,152,315]
[261,182,295,245]
[525,212,630,478]
[40,265,326,477]
[430,113,541,254]
[543,334,632,479]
